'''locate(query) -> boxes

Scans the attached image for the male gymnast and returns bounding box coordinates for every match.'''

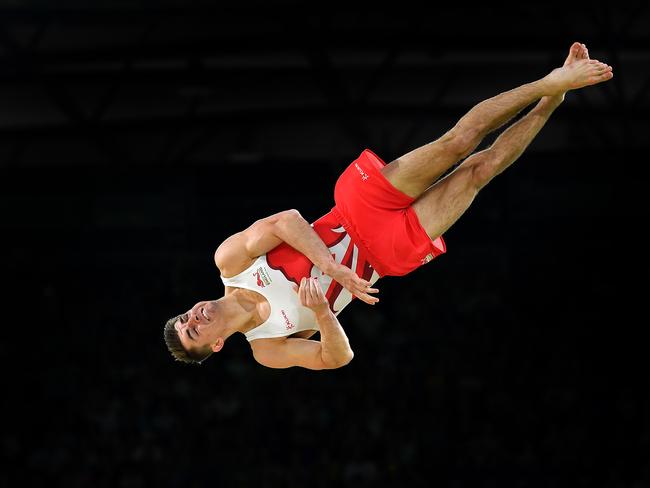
[164,42,612,370]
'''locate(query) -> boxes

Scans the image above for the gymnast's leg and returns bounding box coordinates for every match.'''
[381,42,612,199]
[409,42,612,240]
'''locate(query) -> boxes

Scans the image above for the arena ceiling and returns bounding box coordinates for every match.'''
[0,2,648,167]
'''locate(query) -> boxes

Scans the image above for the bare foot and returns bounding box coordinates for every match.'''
[552,42,592,102]
[545,43,613,94]
[563,41,589,66]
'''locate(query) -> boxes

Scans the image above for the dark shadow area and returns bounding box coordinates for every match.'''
[1,3,648,487]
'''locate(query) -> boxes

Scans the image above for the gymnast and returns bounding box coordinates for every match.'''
[164,42,612,369]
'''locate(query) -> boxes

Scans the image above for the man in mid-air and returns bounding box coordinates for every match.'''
[164,42,612,370]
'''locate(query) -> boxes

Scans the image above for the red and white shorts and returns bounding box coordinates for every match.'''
[332,149,446,277]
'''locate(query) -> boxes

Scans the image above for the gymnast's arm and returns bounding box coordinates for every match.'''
[214,209,378,305]
[250,311,354,370]
[214,209,337,277]
[250,276,354,370]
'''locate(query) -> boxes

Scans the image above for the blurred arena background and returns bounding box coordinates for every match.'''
[1,1,648,486]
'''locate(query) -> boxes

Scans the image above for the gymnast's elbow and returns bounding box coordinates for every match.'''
[325,349,355,369]
[340,349,355,367]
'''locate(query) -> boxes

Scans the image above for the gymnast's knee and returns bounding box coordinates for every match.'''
[467,150,499,190]
[445,123,484,160]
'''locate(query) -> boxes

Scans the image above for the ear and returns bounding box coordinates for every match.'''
[211,337,225,353]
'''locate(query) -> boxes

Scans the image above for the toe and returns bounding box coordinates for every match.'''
[570,42,581,56]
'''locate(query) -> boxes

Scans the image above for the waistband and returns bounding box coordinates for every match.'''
[330,206,385,277]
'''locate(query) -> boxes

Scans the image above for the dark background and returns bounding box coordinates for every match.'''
[2,2,649,487]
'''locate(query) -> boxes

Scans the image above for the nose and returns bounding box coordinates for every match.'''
[190,306,206,324]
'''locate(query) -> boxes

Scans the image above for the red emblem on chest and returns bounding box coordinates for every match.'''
[253,271,264,287]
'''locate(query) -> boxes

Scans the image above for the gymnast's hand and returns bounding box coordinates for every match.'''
[328,262,379,305]
[296,276,331,315]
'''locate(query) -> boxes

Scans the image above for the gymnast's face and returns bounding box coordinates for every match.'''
[175,300,224,357]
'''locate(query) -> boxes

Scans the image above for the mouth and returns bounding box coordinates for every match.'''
[201,307,210,321]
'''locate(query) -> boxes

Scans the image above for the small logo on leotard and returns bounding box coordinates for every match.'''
[420,253,434,265]
[253,267,272,287]
[281,310,295,330]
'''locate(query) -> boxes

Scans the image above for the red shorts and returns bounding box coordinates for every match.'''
[332,149,446,277]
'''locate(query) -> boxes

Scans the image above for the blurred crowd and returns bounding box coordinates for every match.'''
[3,231,647,487]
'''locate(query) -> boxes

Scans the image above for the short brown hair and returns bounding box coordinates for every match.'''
[163,315,212,365]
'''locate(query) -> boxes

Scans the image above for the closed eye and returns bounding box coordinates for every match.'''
[186,329,195,341]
